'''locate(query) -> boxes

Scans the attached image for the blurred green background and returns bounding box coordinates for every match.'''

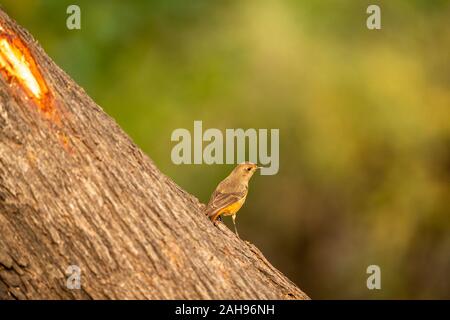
[3,0,449,299]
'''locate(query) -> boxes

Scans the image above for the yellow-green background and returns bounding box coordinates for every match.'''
[3,0,449,299]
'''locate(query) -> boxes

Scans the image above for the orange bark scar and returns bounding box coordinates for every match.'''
[0,23,70,151]
[0,24,52,114]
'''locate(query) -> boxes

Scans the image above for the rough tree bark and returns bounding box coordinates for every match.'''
[0,9,309,300]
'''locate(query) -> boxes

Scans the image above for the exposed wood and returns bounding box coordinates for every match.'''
[0,8,309,300]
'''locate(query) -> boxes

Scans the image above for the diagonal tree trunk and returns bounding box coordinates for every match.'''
[0,8,309,300]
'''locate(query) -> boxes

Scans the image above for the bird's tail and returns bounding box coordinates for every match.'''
[204,206,220,222]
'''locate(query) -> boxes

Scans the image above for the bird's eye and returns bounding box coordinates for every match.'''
[246,167,251,171]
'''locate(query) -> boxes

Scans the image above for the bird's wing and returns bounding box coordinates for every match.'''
[205,189,247,218]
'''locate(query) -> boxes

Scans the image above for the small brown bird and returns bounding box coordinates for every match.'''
[204,162,260,237]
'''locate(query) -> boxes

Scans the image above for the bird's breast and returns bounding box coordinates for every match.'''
[221,196,247,216]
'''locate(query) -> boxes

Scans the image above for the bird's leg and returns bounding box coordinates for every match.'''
[213,215,222,226]
[232,214,239,238]
[210,212,222,226]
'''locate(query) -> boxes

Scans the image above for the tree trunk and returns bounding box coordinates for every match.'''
[0,9,309,300]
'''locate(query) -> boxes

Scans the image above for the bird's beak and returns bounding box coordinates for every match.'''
[257,166,263,170]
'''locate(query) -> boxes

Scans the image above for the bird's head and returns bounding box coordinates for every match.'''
[233,162,260,181]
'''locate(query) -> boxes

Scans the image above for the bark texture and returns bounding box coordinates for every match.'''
[0,9,309,300]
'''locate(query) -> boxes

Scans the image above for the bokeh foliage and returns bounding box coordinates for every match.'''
[3,0,449,298]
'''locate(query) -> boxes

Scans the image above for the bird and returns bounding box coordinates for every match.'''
[204,162,260,237]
